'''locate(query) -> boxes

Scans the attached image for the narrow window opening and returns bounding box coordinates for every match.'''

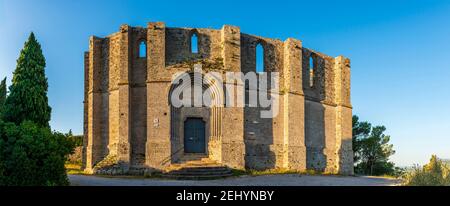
[191,33,198,53]
[256,43,264,73]
[309,56,314,87]
[139,41,146,58]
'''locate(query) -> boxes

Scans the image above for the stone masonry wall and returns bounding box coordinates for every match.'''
[83,22,353,175]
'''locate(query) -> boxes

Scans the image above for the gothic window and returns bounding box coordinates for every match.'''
[309,55,314,87]
[139,41,146,58]
[191,33,198,53]
[256,43,264,73]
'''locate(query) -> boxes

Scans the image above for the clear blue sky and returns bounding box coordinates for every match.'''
[1,0,450,166]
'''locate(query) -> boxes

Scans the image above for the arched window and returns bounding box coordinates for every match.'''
[139,41,146,58]
[256,43,264,73]
[309,55,314,87]
[191,33,198,53]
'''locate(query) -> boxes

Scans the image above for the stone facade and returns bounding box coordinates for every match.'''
[82,22,353,175]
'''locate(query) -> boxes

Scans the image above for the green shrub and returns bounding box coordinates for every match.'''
[0,120,75,186]
[68,135,83,147]
[403,155,450,186]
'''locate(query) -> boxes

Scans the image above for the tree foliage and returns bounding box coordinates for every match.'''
[0,120,74,186]
[0,32,74,186]
[3,32,51,128]
[352,115,396,175]
[352,115,371,163]
[0,77,6,116]
[404,155,450,186]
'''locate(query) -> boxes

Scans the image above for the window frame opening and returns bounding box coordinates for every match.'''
[190,32,199,54]
[139,40,147,58]
[256,43,264,73]
[309,55,314,88]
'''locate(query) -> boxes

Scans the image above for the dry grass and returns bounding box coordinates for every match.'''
[65,163,85,175]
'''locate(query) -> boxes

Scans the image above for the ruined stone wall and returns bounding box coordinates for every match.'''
[165,28,223,66]
[301,49,352,174]
[83,22,353,175]
[84,36,107,172]
[129,27,147,167]
[240,34,286,169]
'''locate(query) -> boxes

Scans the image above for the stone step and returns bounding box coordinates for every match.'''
[168,170,232,176]
[182,162,221,166]
[162,173,233,180]
[170,160,222,169]
[171,166,230,172]
[178,158,214,163]
[169,165,227,170]
[162,161,233,180]
[179,154,209,161]
[174,167,230,172]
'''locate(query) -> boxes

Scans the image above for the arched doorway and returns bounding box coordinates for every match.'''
[183,118,206,153]
[168,70,224,162]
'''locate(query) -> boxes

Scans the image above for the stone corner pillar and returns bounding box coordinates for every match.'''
[85,36,105,172]
[334,55,353,175]
[220,24,245,170]
[283,38,306,171]
[145,22,172,170]
[147,22,166,81]
[116,24,132,171]
[221,25,241,72]
[82,51,89,171]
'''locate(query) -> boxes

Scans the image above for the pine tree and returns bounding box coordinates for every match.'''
[3,32,51,127]
[0,77,6,116]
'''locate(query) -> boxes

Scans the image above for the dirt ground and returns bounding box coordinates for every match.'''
[69,174,401,186]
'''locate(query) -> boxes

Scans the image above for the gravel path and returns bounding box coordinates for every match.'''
[69,174,401,186]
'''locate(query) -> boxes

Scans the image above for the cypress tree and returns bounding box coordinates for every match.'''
[0,77,6,116]
[3,32,51,127]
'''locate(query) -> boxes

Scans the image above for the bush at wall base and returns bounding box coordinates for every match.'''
[0,120,74,186]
